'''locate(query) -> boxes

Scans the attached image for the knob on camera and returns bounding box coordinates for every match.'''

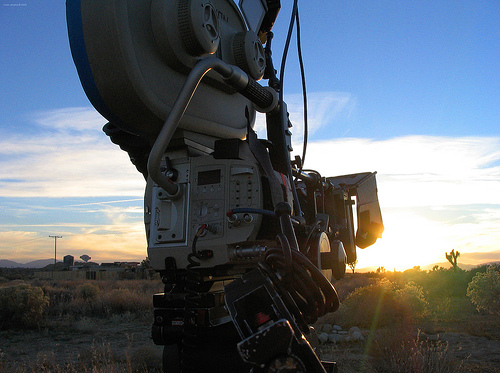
[232,30,266,80]
[152,0,221,69]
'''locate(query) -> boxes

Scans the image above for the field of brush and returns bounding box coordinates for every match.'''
[1,265,499,372]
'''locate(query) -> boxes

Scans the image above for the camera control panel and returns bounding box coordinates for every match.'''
[148,154,264,270]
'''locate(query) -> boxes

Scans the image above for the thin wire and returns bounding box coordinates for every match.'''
[295,7,308,171]
[278,0,298,102]
[278,0,304,217]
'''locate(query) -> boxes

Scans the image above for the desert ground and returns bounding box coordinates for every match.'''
[1,267,499,372]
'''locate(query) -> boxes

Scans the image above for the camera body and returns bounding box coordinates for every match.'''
[67,0,383,371]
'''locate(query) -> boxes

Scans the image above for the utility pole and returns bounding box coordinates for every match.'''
[49,235,62,278]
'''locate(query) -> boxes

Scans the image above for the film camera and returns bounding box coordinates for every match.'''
[67,0,383,371]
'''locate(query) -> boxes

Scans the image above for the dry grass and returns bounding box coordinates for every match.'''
[0,279,164,372]
[2,342,162,373]
[0,279,163,325]
[35,279,163,320]
[369,329,460,373]
[1,270,498,372]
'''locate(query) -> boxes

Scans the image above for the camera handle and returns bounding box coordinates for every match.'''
[147,57,278,197]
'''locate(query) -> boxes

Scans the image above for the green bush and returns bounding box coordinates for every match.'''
[467,266,500,315]
[335,278,427,329]
[77,282,100,301]
[333,274,375,301]
[398,266,472,300]
[395,281,428,316]
[0,283,49,329]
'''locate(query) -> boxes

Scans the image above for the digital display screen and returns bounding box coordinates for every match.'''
[198,169,221,186]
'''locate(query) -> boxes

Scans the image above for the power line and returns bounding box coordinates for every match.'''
[49,235,62,278]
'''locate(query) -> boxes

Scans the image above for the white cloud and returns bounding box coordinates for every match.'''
[33,107,106,132]
[0,107,145,198]
[302,136,500,207]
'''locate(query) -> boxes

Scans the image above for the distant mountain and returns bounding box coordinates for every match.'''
[0,259,59,268]
[0,259,21,268]
[25,259,59,268]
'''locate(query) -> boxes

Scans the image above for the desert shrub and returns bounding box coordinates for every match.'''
[29,280,159,318]
[77,282,100,301]
[129,345,162,371]
[42,284,74,316]
[400,267,472,300]
[335,278,427,329]
[395,281,428,316]
[466,265,500,315]
[100,288,152,315]
[333,274,375,301]
[0,283,49,329]
[468,263,500,278]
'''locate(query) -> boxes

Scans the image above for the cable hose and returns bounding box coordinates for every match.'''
[265,250,321,323]
[264,248,340,326]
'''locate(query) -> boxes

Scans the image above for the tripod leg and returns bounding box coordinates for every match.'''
[163,343,181,373]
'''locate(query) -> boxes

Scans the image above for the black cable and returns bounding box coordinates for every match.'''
[295,7,308,172]
[264,32,280,90]
[304,220,322,255]
[258,261,308,333]
[278,0,298,103]
[190,224,214,260]
[263,247,340,325]
[277,0,306,218]
[276,233,293,274]
[183,233,202,372]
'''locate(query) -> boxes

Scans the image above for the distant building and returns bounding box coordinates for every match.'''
[34,259,145,280]
[63,255,74,268]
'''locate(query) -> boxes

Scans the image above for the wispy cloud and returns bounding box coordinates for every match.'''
[286,91,355,139]
[460,250,500,263]
[0,197,147,262]
[254,91,355,141]
[303,135,500,207]
[0,107,145,197]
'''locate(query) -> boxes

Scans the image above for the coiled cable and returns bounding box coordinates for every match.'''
[264,246,340,326]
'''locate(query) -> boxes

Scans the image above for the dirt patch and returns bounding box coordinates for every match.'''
[438,332,500,373]
[1,316,500,372]
[316,330,500,373]
[0,315,163,371]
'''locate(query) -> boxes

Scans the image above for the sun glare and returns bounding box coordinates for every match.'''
[356,212,453,271]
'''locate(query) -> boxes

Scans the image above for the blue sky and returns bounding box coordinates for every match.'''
[1,1,499,270]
